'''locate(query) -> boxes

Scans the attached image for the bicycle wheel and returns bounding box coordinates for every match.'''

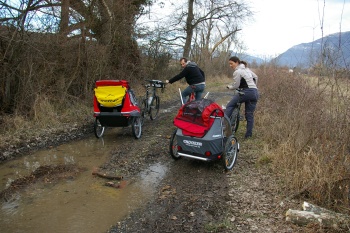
[169,129,181,160]
[230,107,240,133]
[140,98,147,126]
[223,135,238,170]
[223,115,233,138]
[150,95,160,120]
[131,117,142,139]
[94,118,105,138]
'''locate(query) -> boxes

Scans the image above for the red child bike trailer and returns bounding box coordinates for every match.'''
[93,79,142,139]
[169,98,239,170]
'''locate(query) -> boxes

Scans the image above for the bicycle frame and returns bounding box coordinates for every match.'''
[179,87,209,105]
[179,88,184,105]
[144,84,157,112]
[141,79,166,121]
[230,90,244,133]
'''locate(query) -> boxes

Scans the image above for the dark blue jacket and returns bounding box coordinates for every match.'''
[169,62,205,85]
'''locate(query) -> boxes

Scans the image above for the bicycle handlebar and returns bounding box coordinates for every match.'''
[235,89,245,95]
[145,79,167,85]
[144,79,167,90]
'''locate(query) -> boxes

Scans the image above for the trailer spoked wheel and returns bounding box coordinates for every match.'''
[223,135,238,170]
[169,129,181,160]
[132,117,142,139]
[94,118,105,138]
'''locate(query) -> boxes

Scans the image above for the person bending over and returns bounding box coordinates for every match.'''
[166,57,205,102]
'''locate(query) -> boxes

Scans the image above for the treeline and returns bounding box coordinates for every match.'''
[0,0,150,117]
[0,0,255,118]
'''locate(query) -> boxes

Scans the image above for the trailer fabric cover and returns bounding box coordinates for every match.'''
[94,86,126,107]
[173,99,224,137]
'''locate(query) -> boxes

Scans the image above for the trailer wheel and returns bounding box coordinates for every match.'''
[169,129,181,160]
[94,118,105,138]
[223,135,238,170]
[132,117,142,139]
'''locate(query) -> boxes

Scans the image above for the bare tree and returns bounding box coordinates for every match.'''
[0,0,152,115]
[138,0,252,66]
[183,0,250,58]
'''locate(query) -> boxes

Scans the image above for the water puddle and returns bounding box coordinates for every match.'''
[161,109,172,113]
[161,104,180,113]
[0,129,168,233]
[214,95,233,110]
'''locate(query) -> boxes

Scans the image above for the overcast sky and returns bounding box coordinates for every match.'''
[141,0,350,58]
[243,0,350,57]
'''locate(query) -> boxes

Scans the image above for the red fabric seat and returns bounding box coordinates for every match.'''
[173,99,224,137]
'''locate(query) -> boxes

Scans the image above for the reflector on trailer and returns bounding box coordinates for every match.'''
[205,151,211,157]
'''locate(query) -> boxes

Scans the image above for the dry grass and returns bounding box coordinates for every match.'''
[0,96,91,149]
[256,66,350,214]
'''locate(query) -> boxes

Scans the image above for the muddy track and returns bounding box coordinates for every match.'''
[1,92,308,233]
[103,92,306,233]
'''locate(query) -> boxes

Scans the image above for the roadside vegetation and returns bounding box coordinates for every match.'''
[255,66,350,215]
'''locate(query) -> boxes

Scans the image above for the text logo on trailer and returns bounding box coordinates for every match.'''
[183,140,202,148]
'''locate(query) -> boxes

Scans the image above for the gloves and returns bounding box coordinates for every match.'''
[165,80,170,84]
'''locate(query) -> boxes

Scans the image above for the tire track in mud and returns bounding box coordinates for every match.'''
[107,93,231,232]
[107,92,306,233]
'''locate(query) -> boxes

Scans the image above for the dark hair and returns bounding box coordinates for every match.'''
[180,57,188,63]
[229,56,240,63]
[241,60,248,67]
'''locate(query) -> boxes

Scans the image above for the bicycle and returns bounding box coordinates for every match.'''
[229,89,244,133]
[141,79,166,123]
[179,85,209,105]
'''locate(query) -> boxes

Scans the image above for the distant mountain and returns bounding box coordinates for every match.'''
[273,31,350,69]
[231,53,265,66]
[238,54,266,66]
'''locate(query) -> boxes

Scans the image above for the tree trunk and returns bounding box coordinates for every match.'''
[59,0,70,36]
[183,0,195,58]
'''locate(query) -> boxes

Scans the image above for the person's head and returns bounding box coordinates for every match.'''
[229,56,240,70]
[180,57,188,68]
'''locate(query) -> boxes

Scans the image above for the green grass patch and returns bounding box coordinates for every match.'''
[204,219,234,232]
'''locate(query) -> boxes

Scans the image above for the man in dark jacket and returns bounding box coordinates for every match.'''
[166,57,205,103]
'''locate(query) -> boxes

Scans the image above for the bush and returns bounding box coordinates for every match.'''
[256,65,350,214]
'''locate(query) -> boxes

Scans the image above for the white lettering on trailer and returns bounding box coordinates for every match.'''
[183,140,202,148]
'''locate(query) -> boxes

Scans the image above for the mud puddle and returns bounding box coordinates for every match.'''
[0,129,168,233]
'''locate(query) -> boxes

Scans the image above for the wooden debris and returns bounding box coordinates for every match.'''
[286,201,350,230]
[105,182,120,188]
[92,167,123,180]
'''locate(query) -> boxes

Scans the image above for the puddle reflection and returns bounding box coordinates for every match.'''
[0,133,168,233]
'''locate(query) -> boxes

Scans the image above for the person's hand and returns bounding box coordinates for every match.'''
[165,80,169,83]
[226,85,230,89]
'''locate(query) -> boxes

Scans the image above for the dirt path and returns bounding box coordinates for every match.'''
[0,92,307,233]
[101,92,306,233]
